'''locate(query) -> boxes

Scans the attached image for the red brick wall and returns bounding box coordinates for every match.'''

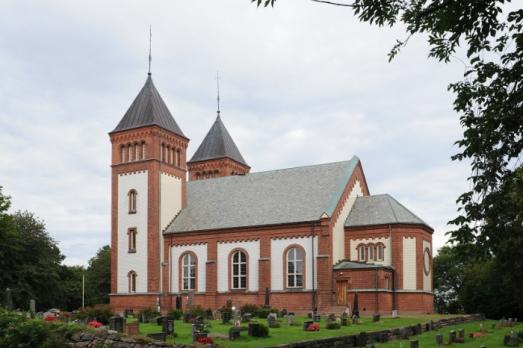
[187,157,250,181]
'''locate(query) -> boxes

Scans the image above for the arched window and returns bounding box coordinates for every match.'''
[176,149,181,167]
[128,228,137,252]
[181,252,196,291]
[377,243,385,261]
[128,144,133,162]
[128,271,137,293]
[286,246,304,288]
[161,144,165,162]
[231,250,247,289]
[121,145,126,163]
[357,244,366,261]
[368,243,375,261]
[171,148,175,165]
[142,142,147,159]
[135,142,140,161]
[128,189,137,214]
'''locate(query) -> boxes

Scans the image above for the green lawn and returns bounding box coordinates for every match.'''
[137,314,476,348]
[376,320,520,348]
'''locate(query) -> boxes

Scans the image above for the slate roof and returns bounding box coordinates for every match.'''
[188,114,248,166]
[111,75,185,137]
[165,157,360,233]
[344,194,430,229]
[333,260,393,270]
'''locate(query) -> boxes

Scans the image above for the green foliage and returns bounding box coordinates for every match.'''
[74,305,114,325]
[186,305,207,320]
[0,308,82,348]
[85,245,111,306]
[137,308,160,323]
[255,307,278,319]
[433,246,465,314]
[167,309,183,320]
[257,322,270,337]
[58,265,85,311]
[240,303,259,314]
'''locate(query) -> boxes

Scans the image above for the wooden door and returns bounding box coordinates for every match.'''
[336,280,347,305]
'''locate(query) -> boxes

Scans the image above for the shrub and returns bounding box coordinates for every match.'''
[240,303,259,314]
[167,309,183,320]
[188,305,207,319]
[137,308,160,323]
[256,307,276,319]
[258,323,269,337]
[326,322,341,330]
[74,305,114,325]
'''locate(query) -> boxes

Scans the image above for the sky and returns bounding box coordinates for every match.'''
[0,0,471,266]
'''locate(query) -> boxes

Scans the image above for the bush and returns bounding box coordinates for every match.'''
[255,307,278,319]
[167,309,183,320]
[240,303,259,314]
[326,322,341,330]
[137,308,160,323]
[188,305,207,319]
[258,323,269,337]
[74,305,113,325]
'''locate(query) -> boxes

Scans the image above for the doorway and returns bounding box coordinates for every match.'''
[336,280,348,305]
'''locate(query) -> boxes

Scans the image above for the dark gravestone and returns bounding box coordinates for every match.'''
[458,328,465,339]
[109,316,125,333]
[435,333,443,345]
[242,313,252,322]
[341,313,348,326]
[449,330,457,343]
[248,322,260,337]
[192,322,206,342]
[410,340,419,348]
[222,310,231,324]
[156,316,165,326]
[4,288,13,310]
[162,316,174,334]
[229,327,241,340]
[303,320,313,330]
[313,313,321,322]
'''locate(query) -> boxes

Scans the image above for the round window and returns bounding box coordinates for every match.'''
[423,248,431,275]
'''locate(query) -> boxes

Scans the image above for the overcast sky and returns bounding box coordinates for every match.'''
[0,0,470,266]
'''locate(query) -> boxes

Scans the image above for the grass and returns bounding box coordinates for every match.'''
[376,320,520,348]
[137,314,471,348]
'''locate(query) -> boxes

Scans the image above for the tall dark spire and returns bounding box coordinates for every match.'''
[148,25,152,76]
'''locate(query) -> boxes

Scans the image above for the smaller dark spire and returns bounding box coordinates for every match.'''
[148,25,152,76]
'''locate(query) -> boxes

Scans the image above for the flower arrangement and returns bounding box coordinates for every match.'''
[196,336,214,344]
[87,320,103,328]
[43,315,56,322]
[306,323,320,331]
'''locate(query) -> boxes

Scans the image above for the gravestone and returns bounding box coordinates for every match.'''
[313,312,321,322]
[341,312,348,326]
[372,314,380,322]
[458,328,465,339]
[303,320,313,330]
[162,316,174,335]
[435,333,443,345]
[352,314,359,325]
[267,313,279,328]
[410,339,419,348]
[109,316,125,333]
[242,313,252,322]
[449,330,457,343]
[287,313,295,326]
[29,299,36,318]
[4,288,13,310]
[191,319,206,342]
[480,323,485,333]
[222,310,231,324]
[229,327,241,340]
[186,292,194,309]
[213,309,222,321]
[391,309,398,318]
[248,322,260,337]
[126,321,139,336]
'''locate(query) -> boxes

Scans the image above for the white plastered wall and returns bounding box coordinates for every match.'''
[171,244,207,293]
[349,237,391,266]
[217,240,260,292]
[402,236,417,290]
[270,236,318,291]
[117,171,148,293]
[160,173,183,231]
[423,240,432,292]
[332,181,363,264]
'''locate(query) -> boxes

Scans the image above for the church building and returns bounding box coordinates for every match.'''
[109,73,434,315]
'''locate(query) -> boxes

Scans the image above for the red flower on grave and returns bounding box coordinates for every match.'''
[307,323,320,331]
[87,320,103,328]
[196,336,214,344]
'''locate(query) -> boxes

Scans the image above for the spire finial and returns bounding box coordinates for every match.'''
[216,71,221,116]
[148,25,152,76]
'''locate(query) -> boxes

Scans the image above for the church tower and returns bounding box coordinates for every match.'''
[187,113,249,180]
[109,73,188,308]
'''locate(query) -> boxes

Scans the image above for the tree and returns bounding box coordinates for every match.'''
[57,265,85,311]
[253,0,523,317]
[0,187,20,305]
[85,245,111,306]
[432,246,464,314]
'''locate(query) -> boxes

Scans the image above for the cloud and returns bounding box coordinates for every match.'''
[0,0,469,265]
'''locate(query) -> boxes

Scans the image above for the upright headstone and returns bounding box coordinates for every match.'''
[410,340,419,348]
[449,330,456,343]
[110,316,125,333]
[29,299,36,317]
[264,287,270,307]
[287,313,295,326]
[4,288,14,310]
[352,292,360,318]
[435,333,443,345]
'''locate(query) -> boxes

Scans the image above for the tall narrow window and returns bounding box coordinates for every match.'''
[170,148,175,165]
[128,144,133,162]
[128,228,137,252]
[128,271,137,293]
[176,149,181,167]
[377,244,384,261]
[357,244,366,261]
[181,253,196,291]
[142,142,147,159]
[128,189,137,213]
[121,145,126,163]
[368,244,375,261]
[231,250,247,289]
[135,143,140,161]
[286,247,304,288]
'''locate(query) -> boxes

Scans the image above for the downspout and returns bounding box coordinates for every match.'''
[311,221,316,313]
[158,129,163,312]
[169,234,173,310]
[389,224,397,312]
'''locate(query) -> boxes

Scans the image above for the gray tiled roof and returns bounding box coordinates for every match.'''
[112,75,185,137]
[188,114,248,166]
[333,261,392,270]
[165,157,360,233]
[344,194,430,229]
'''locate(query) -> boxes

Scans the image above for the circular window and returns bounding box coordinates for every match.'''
[423,248,431,275]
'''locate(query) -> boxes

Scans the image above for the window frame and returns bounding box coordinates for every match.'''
[285,245,305,289]
[229,249,248,290]
[367,243,375,261]
[376,243,385,261]
[127,227,137,253]
[357,244,366,262]
[128,189,137,214]
[179,252,197,292]
[128,270,137,293]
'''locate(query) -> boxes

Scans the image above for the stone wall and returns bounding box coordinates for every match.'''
[269,314,483,348]
[68,330,189,348]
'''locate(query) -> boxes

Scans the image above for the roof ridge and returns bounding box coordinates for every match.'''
[385,194,400,223]
[250,157,358,176]
[386,194,428,226]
